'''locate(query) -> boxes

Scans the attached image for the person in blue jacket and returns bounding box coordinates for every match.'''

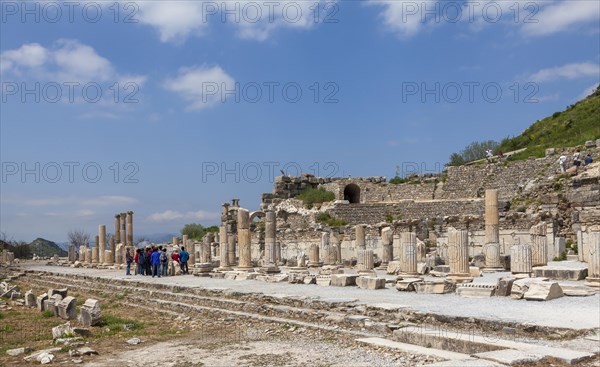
[150,246,161,278]
[179,246,189,275]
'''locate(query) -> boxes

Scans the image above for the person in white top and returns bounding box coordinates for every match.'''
[558,155,567,173]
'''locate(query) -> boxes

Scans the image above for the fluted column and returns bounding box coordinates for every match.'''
[399,232,418,276]
[586,232,600,287]
[448,228,470,278]
[109,237,116,265]
[261,211,280,273]
[484,189,502,269]
[357,249,375,275]
[218,225,231,271]
[120,212,127,245]
[530,223,548,266]
[92,236,99,264]
[114,215,120,248]
[511,244,532,275]
[355,224,365,257]
[308,243,322,267]
[237,208,253,271]
[228,235,236,266]
[127,211,133,245]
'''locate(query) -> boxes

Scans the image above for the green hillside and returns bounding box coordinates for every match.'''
[498,85,600,160]
[28,238,67,257]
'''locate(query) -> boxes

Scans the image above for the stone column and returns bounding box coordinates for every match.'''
[127,211,133,245]
[228,235,237,266]
[511,244,532,275]
[92,236,99,264]
[114,214,120,247]
[448,228,470,280]
[218,225,231,271]
[308,243,322,267]
[232,198,240,207]
[275,242,282,264]
[98,225,106,265]
[182,235,189,248]
[380,227,393,268]
[109,237,116,264]
[261,211,280,273]
[86,247,92,264]
[355,224,365,257]
[78,245,85,262]
[357,249,375,275]
[237,208,253,271]
[104,250,114,265]
[68,244,75,263]
[321,232,331,265]
[331,231,342,264]
[120,212,127,245]
[530,223,548,267]
[399,232,418,276]
[194,234,213,276]
[483,189,502,269]
[585,232,600,287]
[188,240,196,266]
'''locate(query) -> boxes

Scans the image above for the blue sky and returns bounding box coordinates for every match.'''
[1,0,599,242]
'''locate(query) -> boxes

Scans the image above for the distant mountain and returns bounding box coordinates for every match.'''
[29,238,67,257]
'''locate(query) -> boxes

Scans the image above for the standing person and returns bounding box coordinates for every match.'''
[135,249,143,275]
[573,150,581,172]
[145,247,152,275]
[160,248,169,276]
[179,246,189,274]
[558,155,567,173]
[485,149,493,163]
[150,246,161,278]
[125,248,133,276]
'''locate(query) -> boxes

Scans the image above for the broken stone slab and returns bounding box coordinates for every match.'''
[57,296,77,320]
[496,277,515,297]
[266,274,289,283]
[6,347,32,356]
[356,276,386,290]
[416,262,428,275]
[224,272,237,280]
[47,294,63,317]
[23,348,62,362]
[316,275,332,286]
[475,349,544,365]
[330,274,357,287]
[533,265,588,281]
[469,266,483,277]
[456,284,496,298]
[415,280,455,294]
[511,278,548,299]
[52,322,74,339]
[387,261,400,275]
[395,278,423,292]
[79,299,102,327]
[559,284,597,297]
[302,275,316,284]
[235,272,258,281]
[77,347,98,356]
[126,337,142,345]
[524,282,564,301]
[25,290,36,307]
[48,288,68,298]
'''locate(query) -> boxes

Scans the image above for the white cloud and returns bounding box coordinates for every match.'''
[529,62,600,83]
[521,1,600,37]
[164,65,235,110]
[135,1,209,43]
[77,209,95,216]
[1,39,145,85]
[19,195,137,207]
[81,196,138,206]
[148,209,219,222]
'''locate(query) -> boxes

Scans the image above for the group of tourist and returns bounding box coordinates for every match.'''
[559,150,594,173]
[125,246,190,277]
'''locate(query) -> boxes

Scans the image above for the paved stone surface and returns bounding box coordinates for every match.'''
[356,337,473,361]
[19,265,600,330]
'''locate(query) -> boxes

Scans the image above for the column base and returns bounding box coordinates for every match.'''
[398,272,419,278]
[236,266,254,272]
[482,267,505,273]
[585,277,600,287]
[307,262,323,268]
[447,274,473,283]
[289,267,309,273]
[259,265,281,274]
[216,266,232,272]
[358,269,377,276]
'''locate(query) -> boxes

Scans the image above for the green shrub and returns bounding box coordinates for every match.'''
[296,188,335,208]
[316,212,347,227]
[41,310,54,318]
[389,176,408,184]
[386,213,394,223]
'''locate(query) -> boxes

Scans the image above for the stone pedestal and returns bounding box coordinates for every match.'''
[217,225,231,271]
[399,232,418,276]
[530,222,548,266]
[91,245,99,264]
[586,232,600,287]
[357,249,375,275]
[448,228,471,280]
[308,243,322,267]
[104,250,114,265]
[511,244,532,275]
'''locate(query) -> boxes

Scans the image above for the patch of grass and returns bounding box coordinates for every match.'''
[0,312,4,320]
[41,310,54,318]
[316,212,347,227]
[94,314,143,337]
[296,187,335,209]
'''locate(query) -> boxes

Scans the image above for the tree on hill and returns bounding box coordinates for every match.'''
[447,140,499,166]
[181,223,219,240]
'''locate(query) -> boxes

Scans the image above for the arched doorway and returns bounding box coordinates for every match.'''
[343,184,360,203]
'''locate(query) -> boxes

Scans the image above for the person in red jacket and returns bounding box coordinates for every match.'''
[171,250,180,264]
